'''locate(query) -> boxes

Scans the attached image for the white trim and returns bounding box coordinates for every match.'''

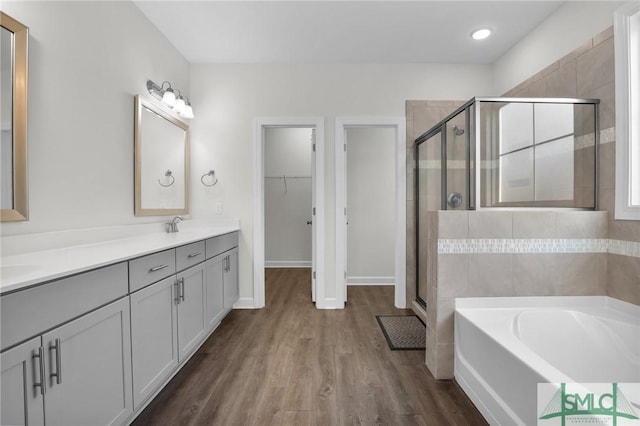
[265,261,312,268]
[335,117,407,309]
[319,297,341,309]
[347,277,395,285]
[233,298,257,309]
[253,117,325,309]
[615,2,640,220]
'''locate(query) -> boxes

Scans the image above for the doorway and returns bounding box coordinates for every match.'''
[264,128,313,271]
[335,118,406,309]
[253,118,326,309]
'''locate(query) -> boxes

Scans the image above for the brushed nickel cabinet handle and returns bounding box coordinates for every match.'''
[50,338,62,385]
[174,281,180,304]
[187,252,202,258]
[149,264,169,273]
[33,346,46,395]
[180,277,185,302]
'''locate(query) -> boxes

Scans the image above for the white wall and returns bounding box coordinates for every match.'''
[264,127,312,266]
[492,1,624,94]
[189,63,493,305]
[346,127,395,283]
[0,1,190,236]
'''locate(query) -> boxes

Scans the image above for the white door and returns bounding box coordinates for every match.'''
[311,128,316,302]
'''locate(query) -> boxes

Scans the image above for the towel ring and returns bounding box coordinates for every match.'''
[201,170,218,187]
[158,170,175,187]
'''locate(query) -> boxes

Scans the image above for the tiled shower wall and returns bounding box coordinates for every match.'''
[406,27,640,380]
[502,26,640,305]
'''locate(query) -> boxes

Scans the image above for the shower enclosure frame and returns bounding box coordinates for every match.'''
[413,97,600,309]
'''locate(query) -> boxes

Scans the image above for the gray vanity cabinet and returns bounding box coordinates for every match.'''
[1,230,239,425]
[223,248,239,311]
[0,337,44,426]
[204,232,239,331]
[130,260,207,409]
[42,297,133,426]
[176,262,207,360]
[0,263,131,426]
[205,254,225,330]
[129,275,178,408]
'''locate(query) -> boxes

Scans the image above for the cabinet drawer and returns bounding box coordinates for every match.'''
[129,249,176,293]
[1,262,128,351]
[176,241,205,272]
[205,232,238,259]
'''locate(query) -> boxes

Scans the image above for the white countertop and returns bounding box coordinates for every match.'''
[0,225,239,294]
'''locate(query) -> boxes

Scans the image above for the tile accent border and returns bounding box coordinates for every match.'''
[438,238,639,257]
[608,239,640,258]
[574,127,615,150]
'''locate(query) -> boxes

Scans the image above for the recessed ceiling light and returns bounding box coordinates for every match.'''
[471,29,492,40]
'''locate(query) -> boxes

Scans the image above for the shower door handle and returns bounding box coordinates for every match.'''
[447,192,463,208]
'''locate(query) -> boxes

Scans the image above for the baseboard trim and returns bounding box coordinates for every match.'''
[233,297,258,309]
[316,297,343,309]
[265,261,312,268]
[347,277,394,286]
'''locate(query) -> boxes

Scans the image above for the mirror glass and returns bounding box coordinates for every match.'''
[0,12,28,222]
[1,27,13,209]
[134,95,189,216]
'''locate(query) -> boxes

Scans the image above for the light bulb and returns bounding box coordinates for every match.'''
[181,104,194,119]
[174,96,186,114]
[162,88,176,107]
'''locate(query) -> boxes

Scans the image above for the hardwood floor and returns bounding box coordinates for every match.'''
[132,268,487,426]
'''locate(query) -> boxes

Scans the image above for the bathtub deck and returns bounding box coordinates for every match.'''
[133,268,488,425]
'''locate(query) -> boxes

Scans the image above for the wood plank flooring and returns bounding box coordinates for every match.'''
[132,268,487,426]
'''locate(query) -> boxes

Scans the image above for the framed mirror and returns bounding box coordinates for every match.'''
[134,95,189,216]
[1,12,28,222]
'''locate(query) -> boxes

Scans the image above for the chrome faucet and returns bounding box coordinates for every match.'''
[166,216,183,233]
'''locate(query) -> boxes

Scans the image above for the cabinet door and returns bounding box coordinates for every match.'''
[42,297,133,426]
[223,248,239,311]
[205,255,225,331]
[0,337,45,426]
[130,275,179,409]
[177,262,207,361]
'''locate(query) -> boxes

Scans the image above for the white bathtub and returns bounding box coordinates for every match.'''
[454,296,640,426]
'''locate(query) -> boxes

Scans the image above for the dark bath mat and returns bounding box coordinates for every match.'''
[376,315,426,350]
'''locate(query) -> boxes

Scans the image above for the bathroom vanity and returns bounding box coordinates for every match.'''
[0,226,239,425]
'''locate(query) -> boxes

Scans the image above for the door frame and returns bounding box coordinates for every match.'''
[335,117,406,309]
[253,117,326,308]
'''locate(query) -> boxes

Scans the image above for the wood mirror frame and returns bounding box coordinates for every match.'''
[134,95,190,216]
[1,12,28,222]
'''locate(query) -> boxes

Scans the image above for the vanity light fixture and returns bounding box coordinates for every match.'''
[146,79,194,119]
[471,28,492,40]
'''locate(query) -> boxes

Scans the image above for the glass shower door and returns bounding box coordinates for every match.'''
[415,131,441,309]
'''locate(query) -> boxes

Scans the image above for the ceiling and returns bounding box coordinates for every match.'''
[134,1,564,64]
